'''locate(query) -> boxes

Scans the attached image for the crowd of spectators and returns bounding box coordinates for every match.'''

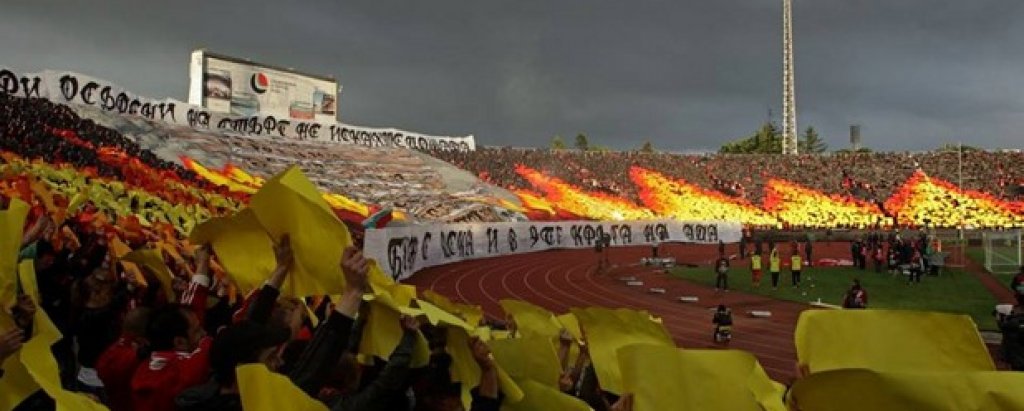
[433,147,1024,209]
[0,95,211,192]
[4,96,510,223]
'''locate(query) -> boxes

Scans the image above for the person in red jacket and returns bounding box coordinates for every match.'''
[130,246,213,411]
[96,307,150,411]
[842,279,869,309]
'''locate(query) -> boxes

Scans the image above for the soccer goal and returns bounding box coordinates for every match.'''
[983,230,1022,274]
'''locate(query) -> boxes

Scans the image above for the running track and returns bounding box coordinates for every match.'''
[406,243,859,381]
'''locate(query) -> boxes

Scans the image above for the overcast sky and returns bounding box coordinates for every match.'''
[2,1,1022,152]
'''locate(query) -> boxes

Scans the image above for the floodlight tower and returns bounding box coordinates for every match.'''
[781,0,798,154]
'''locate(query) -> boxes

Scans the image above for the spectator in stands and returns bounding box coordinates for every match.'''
[71,266,131,400]
[96,308,151,411]
[842,280,868,309]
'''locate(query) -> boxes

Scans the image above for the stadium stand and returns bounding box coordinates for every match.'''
[2,78,1024,411]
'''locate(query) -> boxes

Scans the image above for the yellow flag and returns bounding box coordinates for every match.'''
[618,345,786,411]
[571,307,674,395]
[489,336,561,388]
[499,299,562,339]
[417,299,474,331]
[416,300,523,408]
[108,237,148,289]
[556,313,583,342]
[791,369,1024,411]
[191,210,275,295]
[501,378,590,411]
[66,191,90,215]
[359,280,430,368]
[121,249,177,303]
[236,364,327,411]
[446,326,524,409]
[248,167,352,296]
[794,310,994,374]
[21,315,110,411]
[0,199,29,308]
[422,290,484,327]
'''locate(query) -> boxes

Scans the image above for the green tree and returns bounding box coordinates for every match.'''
[937,143,979,153]
[799,127,828,153]
[551,135,566,150]
[575,133,590,151]
[640,141,655,153]
[719,122,782,154]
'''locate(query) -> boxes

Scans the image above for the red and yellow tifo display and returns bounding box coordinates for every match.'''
[510,166,1024,228]
[10,138,1020,230]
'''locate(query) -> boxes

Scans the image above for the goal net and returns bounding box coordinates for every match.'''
[983,230,1022,274]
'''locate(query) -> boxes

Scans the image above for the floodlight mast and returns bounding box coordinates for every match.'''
[781,0,798,155]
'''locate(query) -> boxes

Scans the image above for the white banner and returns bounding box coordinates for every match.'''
[365,220,742,281]
[0,68,475,152]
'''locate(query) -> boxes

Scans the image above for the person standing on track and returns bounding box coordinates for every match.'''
[715,253,730,292]
[740,227,750,259]
[804,234,814,267]
[600,232,612,270]
[791,251,803,288]
[750,251,763,288]
[769,245,781,290]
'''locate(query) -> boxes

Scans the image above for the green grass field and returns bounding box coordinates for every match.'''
[670,265,999,330]
[965,246,1019,289]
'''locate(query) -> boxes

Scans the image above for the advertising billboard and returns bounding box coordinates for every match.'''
[188,50,339,122]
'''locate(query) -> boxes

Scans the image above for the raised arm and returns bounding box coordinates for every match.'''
[288,246,368,396]
[181,244,212,325]
[247,235,294,324]
[469,336,500,411]
[334,316,420,410]
[20,214,52,248]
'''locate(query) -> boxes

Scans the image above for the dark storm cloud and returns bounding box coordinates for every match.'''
[1,0,1022,151]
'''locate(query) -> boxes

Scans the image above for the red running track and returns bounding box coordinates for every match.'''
[406,242,858,381]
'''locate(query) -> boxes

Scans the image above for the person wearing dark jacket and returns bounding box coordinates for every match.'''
[328,316,420,411]
[1000,305,1024,371]
[176,239,368,411]
[1011,267,1024,306]
[72,264,134,397]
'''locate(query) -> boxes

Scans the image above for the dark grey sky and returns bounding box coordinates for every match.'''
[2,1,1023,151]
